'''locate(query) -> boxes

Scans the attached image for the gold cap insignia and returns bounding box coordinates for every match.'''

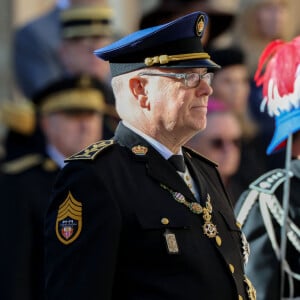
[56,191,82,245]
[131,145,148,155]
[195,15,205,36]
[78,75,92,88]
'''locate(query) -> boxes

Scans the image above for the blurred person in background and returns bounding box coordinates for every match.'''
[185,99,243,205]
[231,0,295,77]
[58,4,114,87]
[230,0,297,168]
[209,46,268,199]
[0,74,115,300]
[8,2,118,164]
[210,46,256,140]
[13,0,114,99]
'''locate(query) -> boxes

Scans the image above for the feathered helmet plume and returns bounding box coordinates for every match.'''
[254,36,300,154]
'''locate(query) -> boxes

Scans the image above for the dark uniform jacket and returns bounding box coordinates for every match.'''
[235,159,300,299]
[45,123,253,300]
[0,154,60,300]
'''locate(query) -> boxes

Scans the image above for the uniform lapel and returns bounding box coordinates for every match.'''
[114,123,196,202]
[146,148,196,202]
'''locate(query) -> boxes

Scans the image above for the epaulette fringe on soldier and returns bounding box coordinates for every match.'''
[236,168,300,260]
[1,153,43,174]
[65,139,114,162]
[183,146,218,167]
[236,169,293,226]
[249,168,293,194]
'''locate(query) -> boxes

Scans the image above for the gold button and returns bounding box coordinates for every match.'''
[215,235,222,246]
[43,159,58,171]
[229,264,235,274]
[161,218,169,225]
[236,221,242,229]
[185,175,190,181]
[238,295,243,300]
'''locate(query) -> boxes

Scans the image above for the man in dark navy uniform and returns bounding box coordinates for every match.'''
[44,11,255,300]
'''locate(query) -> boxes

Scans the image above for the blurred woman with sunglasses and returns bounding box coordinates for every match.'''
[185,99,244,205]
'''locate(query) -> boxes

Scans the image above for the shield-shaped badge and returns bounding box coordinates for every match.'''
[55,191,82,245]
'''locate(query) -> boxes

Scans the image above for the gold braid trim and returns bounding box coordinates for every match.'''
[62,24,113,39]
[39,89,106,114]
[144,53,210,66]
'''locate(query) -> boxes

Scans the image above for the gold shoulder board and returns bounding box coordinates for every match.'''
[65,139,114,161]
[1,153,43,174]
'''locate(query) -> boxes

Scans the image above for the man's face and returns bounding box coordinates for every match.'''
[59,37,113,82]
[142,68,213,140]
[41,111,103,157]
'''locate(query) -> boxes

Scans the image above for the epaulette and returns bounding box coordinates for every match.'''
[65,139,114,162]
[183,146,218,167]
[1,153,43,174]
[249,168,293,194]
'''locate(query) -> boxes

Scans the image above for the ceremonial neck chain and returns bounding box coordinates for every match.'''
[160,183,218,238]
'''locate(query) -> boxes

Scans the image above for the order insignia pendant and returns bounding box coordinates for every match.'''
[203,221,218,238]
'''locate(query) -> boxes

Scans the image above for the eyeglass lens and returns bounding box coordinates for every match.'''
[185,73,213,87]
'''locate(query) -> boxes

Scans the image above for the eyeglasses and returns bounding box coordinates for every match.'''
[209,137,242,150]
[138,72,214,88]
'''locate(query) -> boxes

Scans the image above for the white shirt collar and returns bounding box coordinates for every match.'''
[122,121,182,159]
[46,144,66,169]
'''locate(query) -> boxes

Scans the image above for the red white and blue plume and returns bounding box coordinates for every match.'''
[254,36,300,154]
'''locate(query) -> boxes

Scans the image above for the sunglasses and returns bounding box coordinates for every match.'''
[209,137,242,150]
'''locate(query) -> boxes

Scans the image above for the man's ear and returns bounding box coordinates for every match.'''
[129,77,150,110]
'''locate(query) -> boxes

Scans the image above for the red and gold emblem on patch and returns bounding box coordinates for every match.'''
[55,191,82,245]
[195,14,205,36]
[131,145,148,155]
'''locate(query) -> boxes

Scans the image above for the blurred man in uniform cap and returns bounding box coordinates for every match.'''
[235,36,300,299]
[9,2,117,164]
[44,11,256,300]
[0,74,115,300]
[58,3,115,86]
[13,0,115,99]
